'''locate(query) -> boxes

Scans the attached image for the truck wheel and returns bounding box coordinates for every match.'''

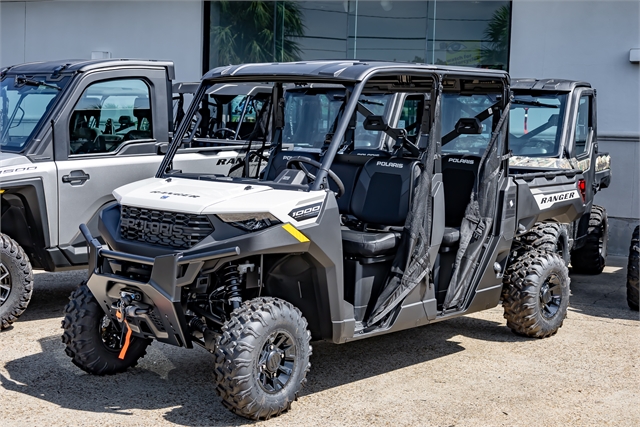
[61,283,150,375]
[214,297,312,420]
[0,233,34,330]
[570,205,608,274]
[502,250,570,338]
[518,222,570,266]
[627,226,639,311]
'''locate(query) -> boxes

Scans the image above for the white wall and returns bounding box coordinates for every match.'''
[0,0,204,83]
[510,0,640,253]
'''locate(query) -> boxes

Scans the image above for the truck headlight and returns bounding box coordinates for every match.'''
[217,213,280,232]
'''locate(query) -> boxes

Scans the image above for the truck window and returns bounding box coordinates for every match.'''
[398,95,423,140]
[69,79,152,155]
[509,93,567,157]
[574,95,591,156]
[441,93,499,155]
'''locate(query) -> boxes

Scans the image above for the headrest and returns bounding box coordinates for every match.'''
[133,97,150,110]
[119,115,134,126]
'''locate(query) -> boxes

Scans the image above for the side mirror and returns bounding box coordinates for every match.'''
[454,117,482,135]
[363,115,388,131]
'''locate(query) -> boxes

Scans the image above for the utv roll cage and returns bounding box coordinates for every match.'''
[158,61,510,188]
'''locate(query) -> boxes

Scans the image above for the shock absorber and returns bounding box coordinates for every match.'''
[222,263,242,311]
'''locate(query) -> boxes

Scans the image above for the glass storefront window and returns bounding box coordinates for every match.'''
[206,1,511,71]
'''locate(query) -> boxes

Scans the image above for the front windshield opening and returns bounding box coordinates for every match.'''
[162,76,433,185]
[0,75,70,153]
[509,93,567,157]
[441,92,501,155]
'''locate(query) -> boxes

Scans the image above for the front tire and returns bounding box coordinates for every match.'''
[627,226,639,311]
[571,205,608,274]
[61,283,151,375]
[214,297,312,420]
[0,233,34,330]
[502,250,570,338]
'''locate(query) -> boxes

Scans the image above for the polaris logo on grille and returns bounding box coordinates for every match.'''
[289,202,322,221]
[448,158,474,164]
[534,190,579,210]
[376,161,403,168]
[121,218,184,236]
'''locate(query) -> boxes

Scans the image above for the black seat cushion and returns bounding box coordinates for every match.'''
[341,229,401,257]
[350,157,420,226]
[442,226,460,247]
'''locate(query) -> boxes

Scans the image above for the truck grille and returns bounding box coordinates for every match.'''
[120,205,213,249]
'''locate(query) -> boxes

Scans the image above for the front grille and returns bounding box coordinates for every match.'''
[120,205,213,249]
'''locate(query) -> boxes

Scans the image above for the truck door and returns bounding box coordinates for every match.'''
[54,69,171,264]
[568,88,597,211]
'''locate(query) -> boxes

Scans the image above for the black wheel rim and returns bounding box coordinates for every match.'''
[539,273,563,319]
[0,262,11,306]
[100,315,122,351]
[257,330,296,393]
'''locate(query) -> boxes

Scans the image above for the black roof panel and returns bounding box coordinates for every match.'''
[2,59,174,79]
[512,78,591,92]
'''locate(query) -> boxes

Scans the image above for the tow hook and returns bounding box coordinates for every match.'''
[114,290,146,360]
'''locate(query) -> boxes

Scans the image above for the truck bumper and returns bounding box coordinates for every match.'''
[80,224,239,348]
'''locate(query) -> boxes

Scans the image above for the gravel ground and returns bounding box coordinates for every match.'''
[0,256,638,427]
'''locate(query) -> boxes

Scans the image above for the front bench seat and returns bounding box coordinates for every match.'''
[341,157,420,257]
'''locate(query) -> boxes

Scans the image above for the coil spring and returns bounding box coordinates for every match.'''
[222,263,242,310]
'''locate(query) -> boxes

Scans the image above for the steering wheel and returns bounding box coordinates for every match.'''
[286,157,345,198]
[213,127,237,139]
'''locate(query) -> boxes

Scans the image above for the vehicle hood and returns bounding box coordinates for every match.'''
[113,177,327,224]
[113,177,272,214]
[0,153,31,168]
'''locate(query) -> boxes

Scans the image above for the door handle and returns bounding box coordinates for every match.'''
[62,170,90,184]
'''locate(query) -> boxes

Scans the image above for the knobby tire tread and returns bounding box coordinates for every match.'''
[0,233,34,330]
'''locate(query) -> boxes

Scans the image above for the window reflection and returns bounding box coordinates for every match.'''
[207,1,510,70]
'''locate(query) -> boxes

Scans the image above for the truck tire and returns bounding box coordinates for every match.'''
[214,297,312,420]
[518,222,570,266]
[0,233,34,330]
[627,226,639,311]
[502,250,570,338]
[61,283,151,375]
[570,205,608,274]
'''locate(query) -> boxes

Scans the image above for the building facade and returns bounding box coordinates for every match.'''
[1,0,638,253]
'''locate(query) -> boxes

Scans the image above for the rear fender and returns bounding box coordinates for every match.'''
[514,171,586,232]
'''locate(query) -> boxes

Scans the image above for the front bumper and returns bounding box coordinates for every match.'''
[80,224,239,348]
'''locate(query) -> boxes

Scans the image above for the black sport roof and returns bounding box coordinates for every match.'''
[1,59,175,80]
[203,60,509,82]
[512,78,591,91]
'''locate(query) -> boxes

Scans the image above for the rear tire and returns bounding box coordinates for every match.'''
[61,283,150,375]
[0,233,34,330]
[571,205,608,275]
[502,250,570,338]
[518,222,570,266]
[214,297,312,420]
[627,226,639,311]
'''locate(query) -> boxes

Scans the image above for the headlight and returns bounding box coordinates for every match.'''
[217,212,280,232]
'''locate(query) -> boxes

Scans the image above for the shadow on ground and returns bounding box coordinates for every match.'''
[1,314,520,426]
[568,256,639,321]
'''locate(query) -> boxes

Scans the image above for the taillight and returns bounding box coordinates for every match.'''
[578,179,587,203]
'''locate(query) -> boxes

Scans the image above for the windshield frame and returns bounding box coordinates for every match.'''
[0,74,70,153]
[509,90,569,158]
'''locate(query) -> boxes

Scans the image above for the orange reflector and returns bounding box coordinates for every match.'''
[118,320,132,360]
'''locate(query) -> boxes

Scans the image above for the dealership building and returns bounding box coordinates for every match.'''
[1,0,638,253]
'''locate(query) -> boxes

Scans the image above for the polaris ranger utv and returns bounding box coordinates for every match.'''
[61,61,586,420]
[508,79,611,274]
[0,59,270,329]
